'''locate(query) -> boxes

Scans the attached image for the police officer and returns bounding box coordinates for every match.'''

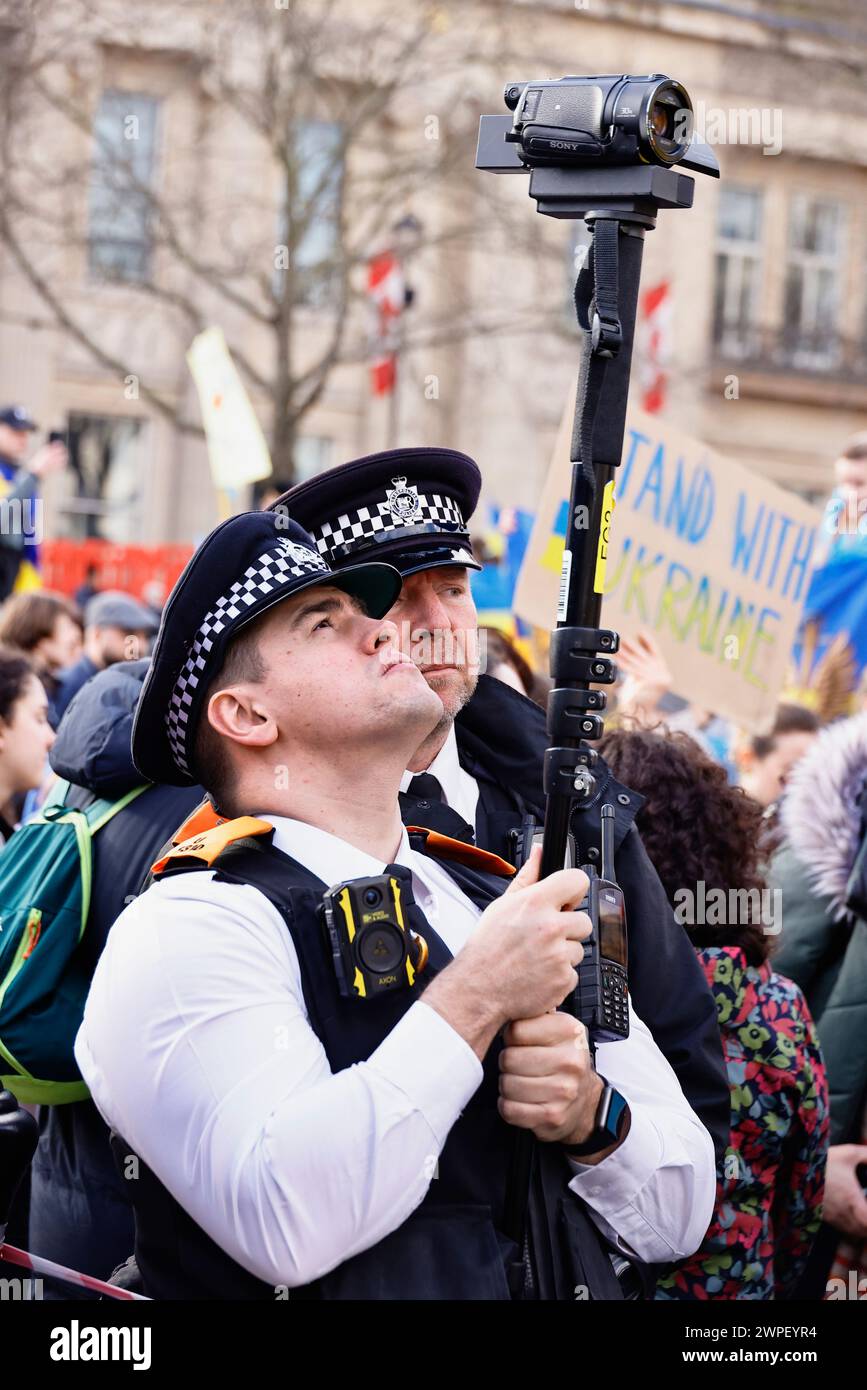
[275,449,730,1161]
[0,406,67,599]
[75,511,714,1299]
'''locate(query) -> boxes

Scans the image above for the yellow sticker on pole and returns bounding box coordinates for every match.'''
[594,480,616,593]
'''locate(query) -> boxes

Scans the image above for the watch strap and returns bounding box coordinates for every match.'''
[562,1080,630,1157]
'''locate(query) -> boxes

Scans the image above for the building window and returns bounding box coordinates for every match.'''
[712,186,763,355]
[88,91,159,282]
[57,414,146,541]
[276,120,344,306]
[783,195,845,368]
[294,436,333,481]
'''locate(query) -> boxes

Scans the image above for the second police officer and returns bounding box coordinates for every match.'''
[274,448,730,1161]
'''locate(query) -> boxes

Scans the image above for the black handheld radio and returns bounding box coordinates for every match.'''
[573,805,628,1041]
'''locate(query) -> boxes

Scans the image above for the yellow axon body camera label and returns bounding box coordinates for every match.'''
[594,481,617,594]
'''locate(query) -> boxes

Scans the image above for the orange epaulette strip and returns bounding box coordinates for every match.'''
[151,817,274,876]
[406,826,515,879]
[171,799,224,845]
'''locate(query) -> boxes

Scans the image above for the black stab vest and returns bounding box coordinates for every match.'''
[113,834,625,1300]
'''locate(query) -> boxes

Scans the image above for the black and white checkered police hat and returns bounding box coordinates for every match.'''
[271,448,483,578]
[132,511,402,787]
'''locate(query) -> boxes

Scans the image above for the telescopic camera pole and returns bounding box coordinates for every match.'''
[473,156,705,878]
[539,206,645,882]
[476,122,719,1293]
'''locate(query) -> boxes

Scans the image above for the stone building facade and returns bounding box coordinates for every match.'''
[0,0,865,543]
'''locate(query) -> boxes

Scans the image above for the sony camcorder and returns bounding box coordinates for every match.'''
[503,73,694,168]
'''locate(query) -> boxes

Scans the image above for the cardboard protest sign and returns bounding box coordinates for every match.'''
[187,327,273,496]
[514,397,823,732]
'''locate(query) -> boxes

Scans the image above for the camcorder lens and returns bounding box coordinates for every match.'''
[650,105,672,139]
[364,887,383,906]
[359,924,405,973]
[644,81,692,164]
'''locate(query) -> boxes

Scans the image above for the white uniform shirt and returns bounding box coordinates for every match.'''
[75,814,714,1290]
[400,724,480,829]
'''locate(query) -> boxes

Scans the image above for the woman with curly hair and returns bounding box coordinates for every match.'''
[599,726,829,1300]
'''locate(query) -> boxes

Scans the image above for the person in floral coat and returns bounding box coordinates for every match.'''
[600,726,830,1300]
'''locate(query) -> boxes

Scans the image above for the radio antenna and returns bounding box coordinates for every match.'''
[600,803,615,883]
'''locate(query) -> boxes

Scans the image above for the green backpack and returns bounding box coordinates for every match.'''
[0,779,147,1104]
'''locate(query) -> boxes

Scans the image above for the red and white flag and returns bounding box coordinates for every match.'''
[367,251,405,396]
[636,280,671,415]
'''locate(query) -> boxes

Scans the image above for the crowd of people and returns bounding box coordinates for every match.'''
[0,430,864,1304]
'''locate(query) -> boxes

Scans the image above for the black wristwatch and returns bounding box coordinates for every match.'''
[562,1079,631,1158]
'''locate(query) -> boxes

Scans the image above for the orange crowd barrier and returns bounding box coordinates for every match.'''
[41,540,193,608]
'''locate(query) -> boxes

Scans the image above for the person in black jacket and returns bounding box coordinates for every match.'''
[27,658,203,1283]
[275,448,730,1163]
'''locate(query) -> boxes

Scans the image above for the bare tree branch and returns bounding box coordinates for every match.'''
[0,203,204,434]
[0,0,544,477]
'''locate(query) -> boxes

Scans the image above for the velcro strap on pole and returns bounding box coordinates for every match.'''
[570,219,622,494]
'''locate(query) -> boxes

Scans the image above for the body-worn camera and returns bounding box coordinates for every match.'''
[504,74,693,169]
[320,873,429,1001]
